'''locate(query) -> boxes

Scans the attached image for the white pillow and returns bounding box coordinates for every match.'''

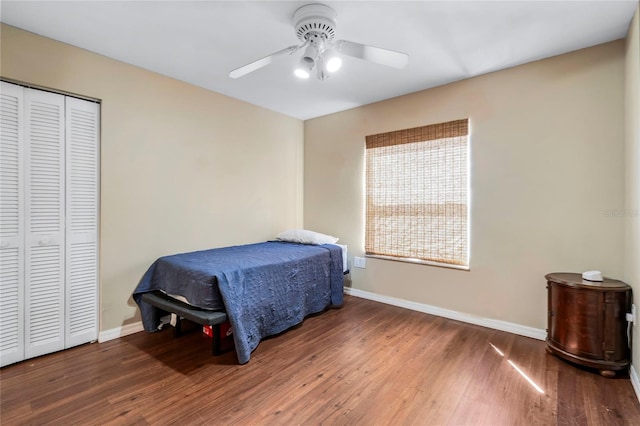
[276,229,339,245]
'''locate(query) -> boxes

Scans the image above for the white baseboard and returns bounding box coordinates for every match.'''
[344,287,547,341]
[99,291,546,343]
[98,321,144,343]
[631,364,640,403]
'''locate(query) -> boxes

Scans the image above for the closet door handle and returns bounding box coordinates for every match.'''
[0,241,9,248]
[38,238,50,246]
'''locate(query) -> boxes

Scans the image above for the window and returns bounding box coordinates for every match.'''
[365,119,469,268]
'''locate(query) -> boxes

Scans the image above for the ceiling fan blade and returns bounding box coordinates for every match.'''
[335,40,409,69]
[230,45,301,79]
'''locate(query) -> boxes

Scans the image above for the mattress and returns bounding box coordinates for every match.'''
[165,243,347,309]
[333,243,348,273]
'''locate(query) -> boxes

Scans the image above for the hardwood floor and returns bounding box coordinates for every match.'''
[2,295,640,425]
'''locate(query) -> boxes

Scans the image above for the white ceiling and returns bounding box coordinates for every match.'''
[1,1,637,120]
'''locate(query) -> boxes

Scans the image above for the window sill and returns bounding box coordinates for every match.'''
[365,254,470,271]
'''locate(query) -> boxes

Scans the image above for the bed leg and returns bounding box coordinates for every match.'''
[174,316,182,337]
[212,323,222,356]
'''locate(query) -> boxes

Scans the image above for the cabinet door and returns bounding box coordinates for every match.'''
[24,88,66,359]
[65,97,99,348]
[548,283,603,359]
[0,82,25,367]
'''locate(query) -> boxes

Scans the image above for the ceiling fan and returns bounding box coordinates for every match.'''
[229,3,409,81]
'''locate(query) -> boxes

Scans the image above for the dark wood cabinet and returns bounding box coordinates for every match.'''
[545,272,631,377]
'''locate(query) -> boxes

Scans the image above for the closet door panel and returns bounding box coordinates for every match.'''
[65,97,99,347]
[0,82,25,367]
[24,88,65,358]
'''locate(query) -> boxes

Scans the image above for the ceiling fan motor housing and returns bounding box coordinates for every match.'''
[293,3,337,42]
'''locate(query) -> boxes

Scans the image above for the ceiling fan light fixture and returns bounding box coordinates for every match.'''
[294,55,313,79]
[302,38,322,64]
[315,51,340,80]
[325,55,342,73]
[294,68,310,79]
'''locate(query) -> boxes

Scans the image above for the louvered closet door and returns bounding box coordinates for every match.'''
[0,82,25,367]
[24,88,66,359]
[65,97,99,347]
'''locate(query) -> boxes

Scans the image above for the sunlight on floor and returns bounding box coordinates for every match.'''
[490,343,545,394]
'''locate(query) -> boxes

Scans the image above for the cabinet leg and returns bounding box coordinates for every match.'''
[599,369,616,378]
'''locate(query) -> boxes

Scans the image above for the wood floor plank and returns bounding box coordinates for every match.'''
[2,295,639,425]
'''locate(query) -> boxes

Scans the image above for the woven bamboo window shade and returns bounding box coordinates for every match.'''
[365,119,469,267]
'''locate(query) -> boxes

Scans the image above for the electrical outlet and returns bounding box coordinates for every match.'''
[628,304,637,326]
[353,256,366,268]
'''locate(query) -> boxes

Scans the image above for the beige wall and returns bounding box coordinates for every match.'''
[305,41,626,330]
[625,3,640,371]
[0,21,631,341]
[0,24,304,330]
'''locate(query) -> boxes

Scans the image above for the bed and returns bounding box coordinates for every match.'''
[132,240,345,364]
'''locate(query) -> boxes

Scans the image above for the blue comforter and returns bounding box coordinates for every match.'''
[133,241,344,364]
